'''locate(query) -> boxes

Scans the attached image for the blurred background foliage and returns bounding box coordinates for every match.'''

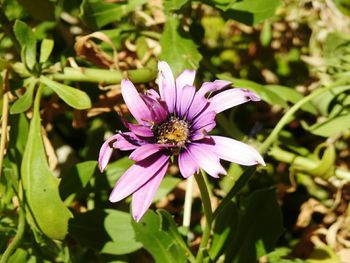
[1,0,350,262]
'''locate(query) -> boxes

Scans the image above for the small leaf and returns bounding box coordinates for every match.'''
[39,38,54,63]
[160,16,202,76]
[10,78,37,114]
[80,0,148,29]
[40,76,91,109]
[303,113,350,137]
[14,20,37,70]
[21,87,72,240]
[69,209,142,255]
[132,211,187,263]
[59,161,98,201]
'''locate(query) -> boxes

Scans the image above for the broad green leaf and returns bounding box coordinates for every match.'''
[8,248,28,263]
[21,88,72,240]
[14,20,37,70]
[164,0,188,13]
[132,211,187,263]
[80,0,148,29]
[39,39,54,63]
[10,78,37,114]
[303,113,350,137]
[158,209,194,260]
[105,156,133,188]
[210,201,239,261]
[160,16,202,76]
[69,209,142,255]
[40,76,91,109]
[210,0,281,25]
[59,161,98,201]
[265,85,318,114]
[224,188,284,263]
[217,74,288,107]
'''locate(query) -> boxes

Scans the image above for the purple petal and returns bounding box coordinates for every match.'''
[129,144,168,162]
[191,108,216,133]
[209,136,265,166]
[126,122,154,137]
[131,161,169,222]
[141,93,169,124]
[98,134,119,171]
[121,79,153,125]
[158,61,176,113]
[178,149,199,178]
[176,69,196,91]
[187,143,226,178]
[109,154,170,202]
[187,80,231,120]
[190,129,208,141]
[210,88,260,113]
[113,132,146,150]
[177,85,196,117]
[145,89,160,99]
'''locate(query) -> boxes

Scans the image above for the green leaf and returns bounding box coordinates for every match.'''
[224,188,284,263]
[40,76,91,109]
[59,161,98,201]
[303,113,350,137]
[69,209,142,255]
[80,0,148,29]
[14,20,37,70]
[212,0,281,25]
[21,87,72,240]
[160,16,202,76]
[164,0,189,13]
[132,211,187,263]
[39,39,54,63]
[105,156,133,188]
[10,78,37,114]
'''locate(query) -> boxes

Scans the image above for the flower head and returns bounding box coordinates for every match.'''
[98,61,265,221]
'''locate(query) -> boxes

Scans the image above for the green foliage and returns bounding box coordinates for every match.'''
[160,16,202,76]
[10,77,36,114]
[21,88,72,240]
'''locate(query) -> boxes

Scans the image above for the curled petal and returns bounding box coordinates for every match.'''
[158,61,176,113]
[187,143,226,178]
[191,109,216,133]
[98,134,119,172]
[210,88,260,113]
[141,93,169,124]
[178,149,199,178]
[129,144,169,162]
[131,161,169,222]
[113,132,146,150]
[197,80,232,97]
[109,154,170,203]
[126,122,154,137]
[176,69,196,91]
[209,135,265,166]
[121,79,153,125]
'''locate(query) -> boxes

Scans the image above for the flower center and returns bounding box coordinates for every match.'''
[153,116,189,146]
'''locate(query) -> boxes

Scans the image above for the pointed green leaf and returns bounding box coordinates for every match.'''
[160,16,202,76]
[14,20,37,70]
[21,87,72,240]
[306,113,350,137]
[40,76,91,109]
[10,78,36,114]
[132,211,187,263]
[39,39,54,63]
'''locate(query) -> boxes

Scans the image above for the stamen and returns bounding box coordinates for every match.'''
[153,116,189,147]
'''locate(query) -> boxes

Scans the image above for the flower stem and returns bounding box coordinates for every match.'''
[51,67,157,84]
[0,197,26,263]
[259,78,350,154]
[183,176,194,228]
[194,171,213,263]
[0,69,9,179]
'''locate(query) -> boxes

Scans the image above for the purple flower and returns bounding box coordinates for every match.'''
[98,61,265,221]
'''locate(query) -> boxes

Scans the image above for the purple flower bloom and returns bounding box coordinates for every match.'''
[98,61,265,221]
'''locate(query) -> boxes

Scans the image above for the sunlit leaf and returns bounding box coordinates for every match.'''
[39,38,54,63]
[160,16,202,76]
[132,211,187,263]
[10,78,36,114]
[40,76,91,109]
[21,88,72,240]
